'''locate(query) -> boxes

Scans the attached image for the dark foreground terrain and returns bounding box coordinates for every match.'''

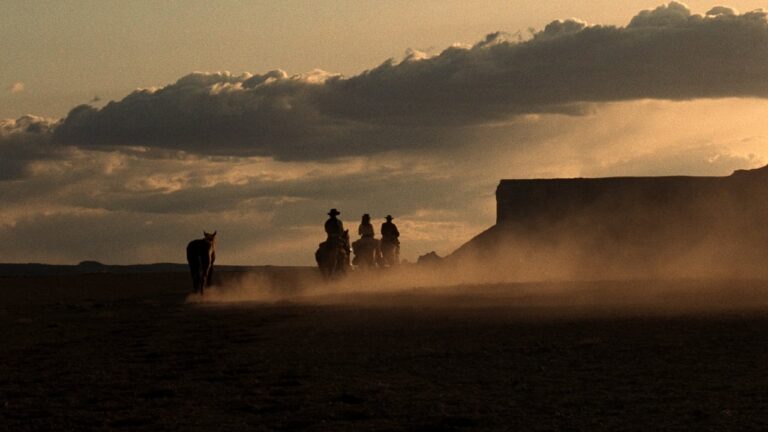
[2,270,768,431]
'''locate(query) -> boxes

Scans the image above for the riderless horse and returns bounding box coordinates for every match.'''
[187,231,216,294]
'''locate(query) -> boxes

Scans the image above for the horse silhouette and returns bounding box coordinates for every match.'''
[316,230,349,278]
[186,231,216,294]
[380,239,399,268]
[352,236,381,269]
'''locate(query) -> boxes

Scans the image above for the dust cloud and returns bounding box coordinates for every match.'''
[185,240,768,317]
[186,169,768,316]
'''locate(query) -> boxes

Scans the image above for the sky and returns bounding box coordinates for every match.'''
[3,1,768,265]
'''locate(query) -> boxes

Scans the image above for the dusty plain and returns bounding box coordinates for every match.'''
[3,269,768,431]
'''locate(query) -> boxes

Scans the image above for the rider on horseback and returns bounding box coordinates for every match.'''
[380,215,400,266]
[352,214,380,268]
[325,208,344,242]
[317,208,350,277]
[326,208,350,259]
[358,214,374,239]
[381,215,399,244]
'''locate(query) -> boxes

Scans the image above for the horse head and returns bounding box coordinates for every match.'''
[203,230,217,242]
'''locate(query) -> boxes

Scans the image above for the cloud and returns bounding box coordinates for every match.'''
[628,1,692,27]
[8,82,24,94]
[707,6,738,17]
[586,144,765,178]
[52,70,361,160]
[0,115,64,180]
[325,3,768,125]
[26,3,766,160]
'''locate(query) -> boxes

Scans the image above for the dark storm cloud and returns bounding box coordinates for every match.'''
[31,2,767,159]
[0,116,62,180]
[52,79,446,160]
[325,2,768,124]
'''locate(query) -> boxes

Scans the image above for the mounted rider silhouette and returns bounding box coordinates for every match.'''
[325,208,350,257]
[352,213,380,268]
[316,208,350,276]
[380,215,400,266]
[325,208,344,241]
[358,213,374,239]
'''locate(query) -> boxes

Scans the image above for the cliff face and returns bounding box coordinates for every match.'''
[451,166,768,279]
[497,176,725,226]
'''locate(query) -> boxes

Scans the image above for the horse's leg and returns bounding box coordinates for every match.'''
[193,273,202,294]
[196,264,204,294]
[206,263,214,287]
[330,251,337,277]
[207,251,215,287]
[338,249,347,275]
[200,266,212,294]
[198,256,211,294]
[188,260,200,293]
[317,247,331,279]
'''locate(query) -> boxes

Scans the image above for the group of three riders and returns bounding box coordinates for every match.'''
[324,208,400,266]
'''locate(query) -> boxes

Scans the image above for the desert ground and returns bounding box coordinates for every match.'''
[3,268,768,431]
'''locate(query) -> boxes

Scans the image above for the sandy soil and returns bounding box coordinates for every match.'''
[3,271,768,431]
